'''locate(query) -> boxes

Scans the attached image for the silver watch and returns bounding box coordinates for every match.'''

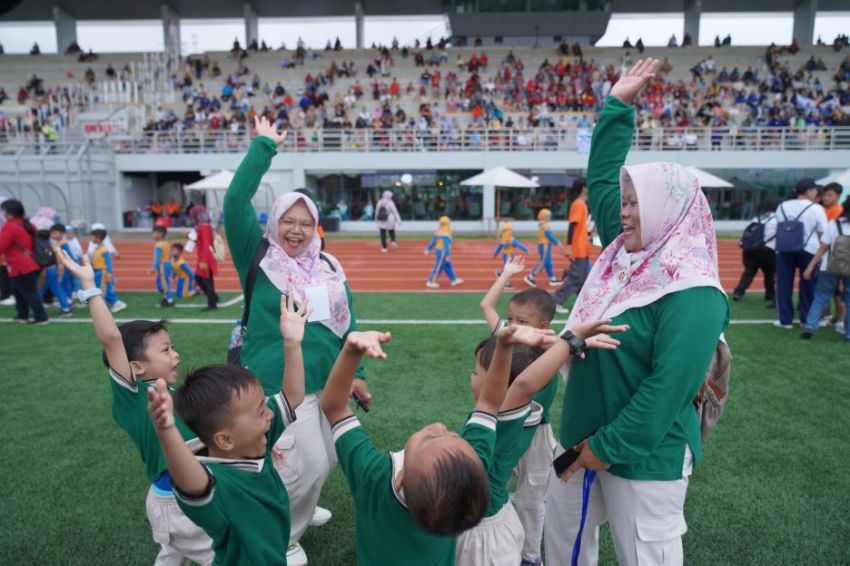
[77,287,103,304]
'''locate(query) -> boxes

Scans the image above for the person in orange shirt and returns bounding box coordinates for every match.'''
[821,183,843,221]
[552,177,591,313]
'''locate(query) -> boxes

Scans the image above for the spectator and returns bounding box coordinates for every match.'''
[682,32,693,47]
[668,34,678,48]
[30,42,41,55]
[774,178,828,328]
[635,38,644,53]
[375,190,402,252]
[0,199,48,324]
[622,37,632,48]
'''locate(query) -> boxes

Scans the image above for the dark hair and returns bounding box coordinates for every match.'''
[90,229,107,240]
[842,196,850,221]
[1,199,36,237]
[102,319,169,368]
[571,176,587,195]
[474,335,541,386]
[35,229,50,240]
[152,226,167,236]
[170,242,184,252]
[175,364,261,445]
[405,449,490,536]
[49,223,66,234]
[823,182,843,196]
[509,288,556,322]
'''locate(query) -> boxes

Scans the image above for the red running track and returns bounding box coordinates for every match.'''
[101,239,757,293]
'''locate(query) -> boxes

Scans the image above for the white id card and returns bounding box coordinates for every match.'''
[304,285,331,322]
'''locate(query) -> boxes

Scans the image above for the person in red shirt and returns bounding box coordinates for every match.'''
[552,178,592,313]
[190,205,219,311]
[0,199,48,323]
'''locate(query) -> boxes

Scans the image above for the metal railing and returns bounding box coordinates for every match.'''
[6,126,850,154]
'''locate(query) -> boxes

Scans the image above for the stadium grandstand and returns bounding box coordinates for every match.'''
[1,0,848,234]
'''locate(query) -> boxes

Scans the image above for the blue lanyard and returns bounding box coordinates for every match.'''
[571,469,597,566]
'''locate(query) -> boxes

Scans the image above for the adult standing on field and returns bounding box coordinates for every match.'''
[0,199,48,324]
[544,59,730,566]
[552,177,592,314]
[375,190,401,252]
[224,116,369,566]
[190,205,219,311]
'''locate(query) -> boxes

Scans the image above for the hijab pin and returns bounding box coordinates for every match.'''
[618,270,628,282]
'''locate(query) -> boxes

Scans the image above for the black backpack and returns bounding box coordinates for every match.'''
[740,214,775,251]
[775,203,815,253]
[15,237,57,269]
[376,205,389,222]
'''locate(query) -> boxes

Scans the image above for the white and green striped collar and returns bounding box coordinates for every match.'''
[389,450,407,508]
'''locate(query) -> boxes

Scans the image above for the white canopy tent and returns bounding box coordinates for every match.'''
[185,170,277,220]
[688,166,733,188]
[461,167,539,230]
[816,169,850,188]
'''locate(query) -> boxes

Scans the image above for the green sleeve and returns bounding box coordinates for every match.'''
[461,412,498,471]
[342,283,366,380]
[332,417,386,497]
[589,288,729,465]
[266,393,297,450]
[175,467,228,533]
[224,137,277,281]
[586,96,635,248]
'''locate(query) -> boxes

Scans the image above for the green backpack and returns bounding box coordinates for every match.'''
[826,220,850,277]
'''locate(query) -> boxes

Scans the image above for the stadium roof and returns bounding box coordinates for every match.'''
[2,0,847,21]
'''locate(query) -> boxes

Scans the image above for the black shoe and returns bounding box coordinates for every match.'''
[58,309,73,318]
[800,331,813,340]
[27,319,49,326]
[765,301,776,309]
[160,298,175,308]
[732,293,742,302]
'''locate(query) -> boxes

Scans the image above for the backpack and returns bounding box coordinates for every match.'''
[740,214,775,251]
[15,237,56,269]
[212,233,227,262]
[775,203,815,253]
[694,338,732,443]
[376,204,389,222]
[826,220,850,277]
[227,240,337,365]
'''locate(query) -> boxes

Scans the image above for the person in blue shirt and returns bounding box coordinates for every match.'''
[425,216,464,289]
[524,209,560,288]
[168,243,197,299]
[493,222,528,287]
[41,223,73,317]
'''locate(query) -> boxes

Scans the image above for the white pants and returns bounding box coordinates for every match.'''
[544,446,692,566]
[145,487,214,566]
[513,422,556,562]
[456,502,525,566]
[276,393,337,545]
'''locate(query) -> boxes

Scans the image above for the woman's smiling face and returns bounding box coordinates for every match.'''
[277,200,316,257]
[620,180,642,252]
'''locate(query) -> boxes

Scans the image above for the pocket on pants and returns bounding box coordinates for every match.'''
[635,514,687,566]
[635,514,688,566]
[277,430,303,484]
[145,494,171,546]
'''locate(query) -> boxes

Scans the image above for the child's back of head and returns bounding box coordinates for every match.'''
[508,288,555,328]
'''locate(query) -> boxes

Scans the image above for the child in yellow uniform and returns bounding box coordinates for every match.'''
[524,209,560,288]
[90,228,126,313]
[169,243,196,299]
[149,226,173,307]
[424,216,464,289]
[493,222,529,288]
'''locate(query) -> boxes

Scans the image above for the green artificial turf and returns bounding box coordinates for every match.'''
[1,292,848,565]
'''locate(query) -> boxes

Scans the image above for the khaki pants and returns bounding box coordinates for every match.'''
[145,487,214,566]
[544,446,693,566]
[455,502,525,566]
[276,393,337,545]
[513,422,556,562]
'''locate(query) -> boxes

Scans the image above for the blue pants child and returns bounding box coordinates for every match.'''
[428,249,458,283]
[529,243,556,281]
[156,264,173,301]
[94,269,120,305]
[39,267,72,311]
[803,272,850,338]
[61,268,79,299]
[175,277,195,298]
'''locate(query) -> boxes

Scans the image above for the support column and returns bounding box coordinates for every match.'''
[792,0,817,45]
[355,1,364,49]
[683,0,701,45]
[483,184,495,231]
[53,6,77,54]
[161,3,181,59]
[244,2,259,47]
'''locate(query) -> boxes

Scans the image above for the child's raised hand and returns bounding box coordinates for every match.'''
[496,323,557,348]
[503,256,525,277]
[58,249,95,287]
[610,58,659,105]
[280,295,311,344]
[146,378,175,430]
[570,319,628,353]
[254,116,287,145]
[346,331,392,359]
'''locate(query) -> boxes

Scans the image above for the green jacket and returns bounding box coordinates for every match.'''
[224,137,364,395]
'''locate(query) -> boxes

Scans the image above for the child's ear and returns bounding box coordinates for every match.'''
[213,430,234,452]
[129,361,146,376]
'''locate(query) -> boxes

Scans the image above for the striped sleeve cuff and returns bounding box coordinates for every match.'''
[173,466,215,507]
[497,404,531,422]
[467,411,497,431]
[272,392,297,426]
[108,367,137,392]
[331,415,361,442]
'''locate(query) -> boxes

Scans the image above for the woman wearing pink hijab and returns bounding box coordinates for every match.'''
[224,117,368,566]
[543,60,729,566]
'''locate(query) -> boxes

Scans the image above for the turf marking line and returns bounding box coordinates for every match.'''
[1,318,779,325]
[174,294,244,309]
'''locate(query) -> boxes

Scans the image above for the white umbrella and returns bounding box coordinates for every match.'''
[688,166,733,188]
[186,170,279,191]
[460,166,539,188]
[816,169,850,187]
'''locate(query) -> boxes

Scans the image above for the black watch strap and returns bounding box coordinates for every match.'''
[560,329,587,357]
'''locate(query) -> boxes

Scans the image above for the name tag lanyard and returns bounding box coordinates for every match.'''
[571,469,597,566]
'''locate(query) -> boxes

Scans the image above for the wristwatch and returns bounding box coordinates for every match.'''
[560,328,587,357]
[77,287,103,304]
[491,319,508,336]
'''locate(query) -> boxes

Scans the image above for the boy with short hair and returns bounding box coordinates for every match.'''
[56,249,214,565]
[90,228,127,313]
[479,256,559,566]
[150,226,174,307]
[40,223,73,317]
[321,328,545,565]
[148,295,309,565]
[169,243,196,299]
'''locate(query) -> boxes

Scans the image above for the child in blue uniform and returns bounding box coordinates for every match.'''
[493,222,529,288]
[150,226,173,307]
[424,216,464,289]
[40,224,73,317]
[90,228,127,313]
[524,209,560,288]
[169,243,196,299]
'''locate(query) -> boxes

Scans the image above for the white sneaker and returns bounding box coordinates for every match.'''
[381,248,388,253]
[309,506,332,527]
[556,305,570,314]
[450,278,464,287]
[836,321,845,334]
[111,300,128,313]
[286,543,308,566]
[0,296,15,306]
[425,281,439,289]
[523,276,537,287]
[391,241,398,249]
[548,279,562,287]
[773,321,793,329]
[818,317,832,328]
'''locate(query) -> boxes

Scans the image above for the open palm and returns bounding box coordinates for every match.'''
[610,58,659,105]
[254,116,287,145]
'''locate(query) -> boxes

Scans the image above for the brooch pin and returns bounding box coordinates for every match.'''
[618,270,628,282]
